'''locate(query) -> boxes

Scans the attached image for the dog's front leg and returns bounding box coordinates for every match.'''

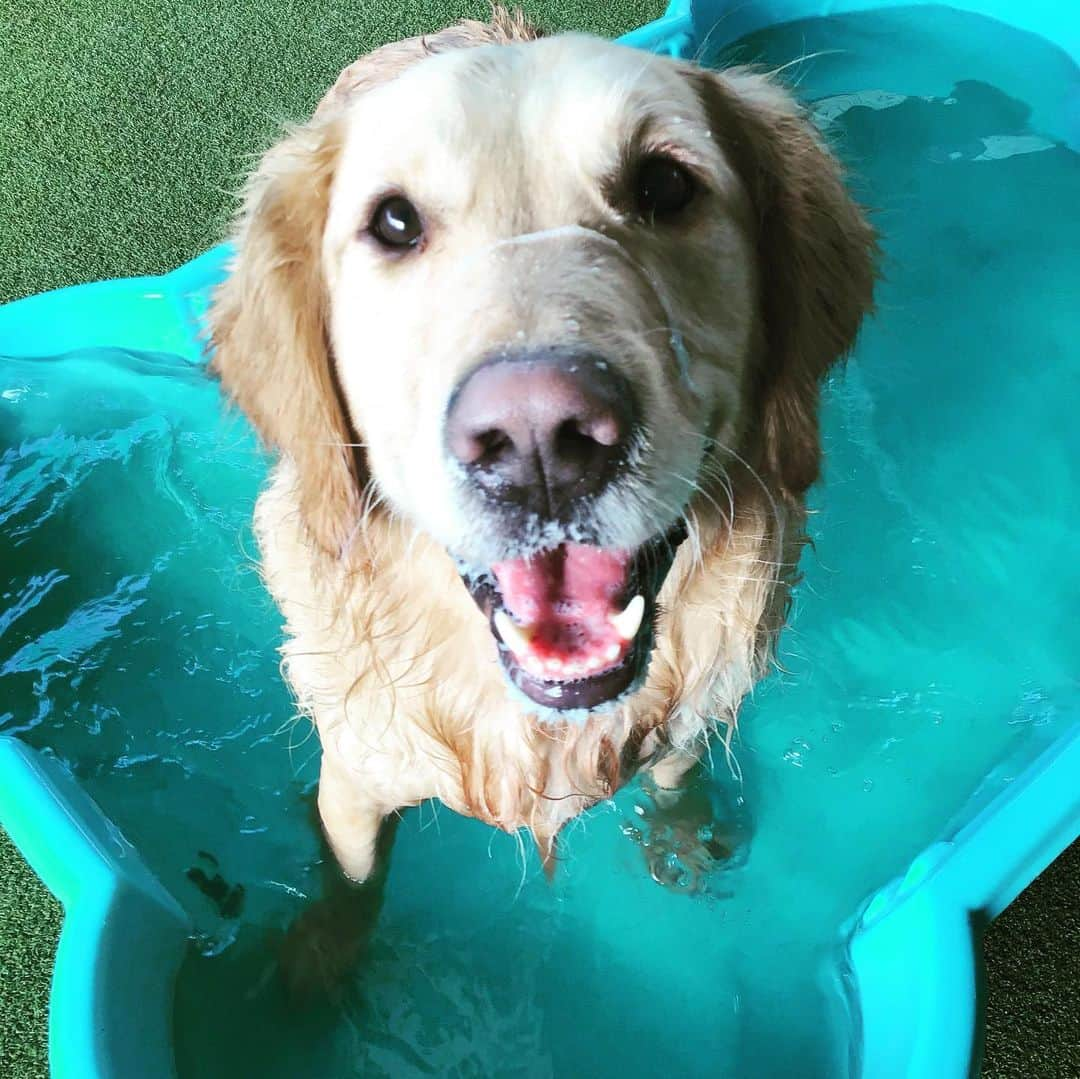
[278,757,398,999]
[317,753,390,883]
[648,748,701,804]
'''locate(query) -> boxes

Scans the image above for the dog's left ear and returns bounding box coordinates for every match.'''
[686,66,877,500]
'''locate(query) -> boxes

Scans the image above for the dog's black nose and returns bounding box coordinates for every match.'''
[445,349,636,516]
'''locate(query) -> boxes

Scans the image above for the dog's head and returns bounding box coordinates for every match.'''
[211,11,875,715]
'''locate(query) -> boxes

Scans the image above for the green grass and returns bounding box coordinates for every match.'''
[0,0,663,304]
[0,831,62,1078]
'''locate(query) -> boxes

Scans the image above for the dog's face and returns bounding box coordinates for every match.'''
[212,24,875,715]
[323,36,755,709]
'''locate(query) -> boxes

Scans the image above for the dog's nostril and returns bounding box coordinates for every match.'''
[555,418,606,459]
[450,427,511,468]
[476,428,512,465]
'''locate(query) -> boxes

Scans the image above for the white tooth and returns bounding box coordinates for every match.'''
[609,594,645,641]
[605,643,621,662]
[547,658,564,674]
[494,610,534,655]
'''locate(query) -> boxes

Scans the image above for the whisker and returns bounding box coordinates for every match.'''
[691,0,761,66]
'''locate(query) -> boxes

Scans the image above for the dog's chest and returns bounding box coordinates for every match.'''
[453,711,668,844]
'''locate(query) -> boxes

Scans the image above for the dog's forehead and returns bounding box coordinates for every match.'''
[336,34,704,182]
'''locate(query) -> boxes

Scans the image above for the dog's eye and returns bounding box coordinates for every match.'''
[635,156,695,221]
[370,196,423,249]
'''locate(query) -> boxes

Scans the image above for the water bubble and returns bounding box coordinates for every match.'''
[1009,688,1057,727]
[782,737,812,767]
[655,852,690,889]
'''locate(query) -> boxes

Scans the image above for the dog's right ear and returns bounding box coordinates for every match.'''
[210,8,544,558]
[209,113,360,558]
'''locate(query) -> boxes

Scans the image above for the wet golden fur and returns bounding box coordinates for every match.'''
[210,9,875,880]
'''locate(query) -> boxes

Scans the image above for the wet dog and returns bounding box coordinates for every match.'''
[210,7,874,990]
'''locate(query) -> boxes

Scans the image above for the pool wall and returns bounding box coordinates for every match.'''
[1,4,1078,1078]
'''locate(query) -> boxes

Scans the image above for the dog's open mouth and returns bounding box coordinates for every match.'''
[461,524,686,711]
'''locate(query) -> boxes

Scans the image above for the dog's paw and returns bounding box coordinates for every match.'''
[639,817,737,893]
[622,777,746,894]
[276,894,371,1004]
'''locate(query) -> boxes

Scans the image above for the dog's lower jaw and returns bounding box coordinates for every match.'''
[501,655,653,726]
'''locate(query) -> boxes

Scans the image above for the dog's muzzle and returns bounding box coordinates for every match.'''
[443,346,688,710]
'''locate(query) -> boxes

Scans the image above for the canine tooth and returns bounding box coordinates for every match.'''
[494,610,534,654]
[609,595,645,641]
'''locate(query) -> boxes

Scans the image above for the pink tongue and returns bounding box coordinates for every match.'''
[492,544,631,662]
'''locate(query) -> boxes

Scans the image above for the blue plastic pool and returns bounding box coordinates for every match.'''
[1,3,1078,1077]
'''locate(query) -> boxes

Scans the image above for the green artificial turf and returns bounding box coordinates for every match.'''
[982,840,1080,1078]
[0,0,663,304]
[0,831,62,1078]
[0,2,1076,1077]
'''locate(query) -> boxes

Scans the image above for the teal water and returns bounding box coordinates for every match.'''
[1,6,1078,1076]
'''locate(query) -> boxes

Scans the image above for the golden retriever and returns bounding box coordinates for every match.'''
[210,6,874,958]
